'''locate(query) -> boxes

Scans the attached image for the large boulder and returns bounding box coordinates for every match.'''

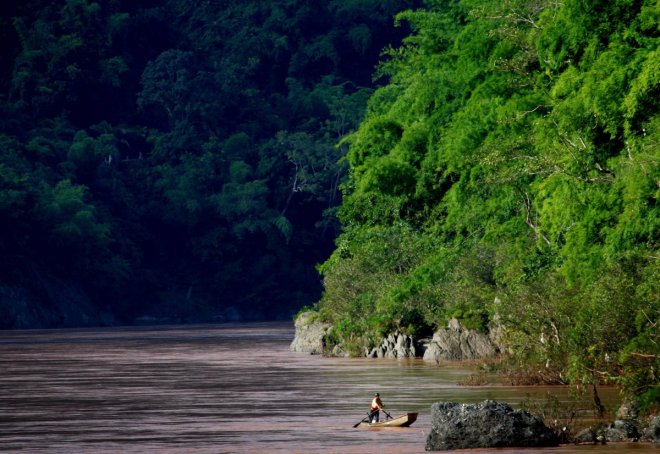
[289,311,330,355]
[426,400,559,451]
[423,318,498,363]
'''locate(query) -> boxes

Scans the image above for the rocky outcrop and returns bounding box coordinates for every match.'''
[289,311,330,355]
[605,420,640,442]
[573,399,660,445]
[642,416,660,443]
[366,331,417,358]
[423,318,498,363]
[574,420,642,444]
[292,316,501,360]
[571,416,660,444]
[426,400,559,451]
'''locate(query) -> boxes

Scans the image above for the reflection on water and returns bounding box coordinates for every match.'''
[0,323,654,453]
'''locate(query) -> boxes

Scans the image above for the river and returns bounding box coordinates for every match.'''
[0,322,655,453]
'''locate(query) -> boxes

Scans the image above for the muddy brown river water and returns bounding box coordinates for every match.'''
[0,322,655,453]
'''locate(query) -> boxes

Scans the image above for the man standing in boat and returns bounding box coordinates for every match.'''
[369,392,385,423]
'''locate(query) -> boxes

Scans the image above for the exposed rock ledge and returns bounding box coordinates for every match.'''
[426,400,559,451]
[423,318,499,363]
[289,311,330,355]
[366,331,417,358]
[290,313,501,360]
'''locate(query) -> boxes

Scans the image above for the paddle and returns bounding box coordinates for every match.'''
[383,410,393,420]
[352,412,373,428]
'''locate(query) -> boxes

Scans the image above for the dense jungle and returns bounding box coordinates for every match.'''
[0,0,658,409]
[308,0,659,409]
[0,0,420,324]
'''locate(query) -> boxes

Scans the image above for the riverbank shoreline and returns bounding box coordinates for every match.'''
[290,313,660,448]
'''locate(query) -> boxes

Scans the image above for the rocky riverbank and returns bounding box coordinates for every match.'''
[291,312,659,450]
[290,310,500,361]
[572,413,660,445]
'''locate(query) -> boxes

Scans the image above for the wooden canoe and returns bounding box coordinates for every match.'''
[358,412,418,428]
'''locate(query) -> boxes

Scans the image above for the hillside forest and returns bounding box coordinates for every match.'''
[0,1,658,409]
[0,0,420,325]
[310,0,659,409]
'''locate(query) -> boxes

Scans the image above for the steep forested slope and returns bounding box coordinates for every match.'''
[0,0,420,326]
[314,0,658,405]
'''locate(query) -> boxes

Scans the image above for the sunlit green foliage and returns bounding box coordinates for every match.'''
[314,0,659,404]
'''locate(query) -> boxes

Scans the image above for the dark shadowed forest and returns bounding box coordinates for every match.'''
[0,0,420,326]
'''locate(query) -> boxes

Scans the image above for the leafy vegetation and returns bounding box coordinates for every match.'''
[313,0,658,405]
[0,0,657,409]
[0,0,420,324]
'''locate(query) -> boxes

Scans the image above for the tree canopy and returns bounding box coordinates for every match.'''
[0,0,420,325]
[314,0,658,405]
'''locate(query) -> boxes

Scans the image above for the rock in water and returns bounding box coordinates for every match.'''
[425,400,559,451]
